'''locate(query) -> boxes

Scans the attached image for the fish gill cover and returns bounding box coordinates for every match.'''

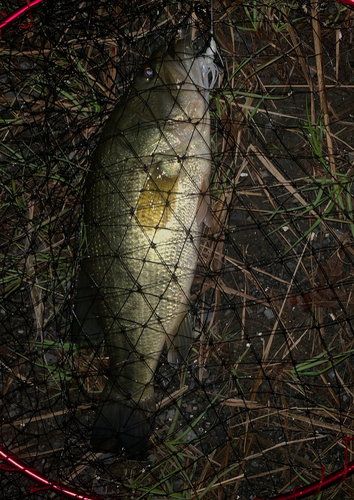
[0,1,354,499]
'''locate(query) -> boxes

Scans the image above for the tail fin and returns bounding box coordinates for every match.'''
[91,391,155,459]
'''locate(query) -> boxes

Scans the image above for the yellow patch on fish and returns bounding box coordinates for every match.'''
[136,165,178,229]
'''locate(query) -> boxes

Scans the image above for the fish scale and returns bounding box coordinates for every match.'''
[73,37,217,457]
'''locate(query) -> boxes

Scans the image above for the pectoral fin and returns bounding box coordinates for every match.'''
[136,163,178,228]
[196,178,213,227]
[166,313,194,367]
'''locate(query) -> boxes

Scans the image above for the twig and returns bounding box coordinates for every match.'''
[310,0,337,176]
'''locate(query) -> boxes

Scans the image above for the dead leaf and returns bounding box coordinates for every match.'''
[297,287,347,312]
[318,249,345,286]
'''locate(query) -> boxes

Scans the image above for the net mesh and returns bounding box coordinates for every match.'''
[1,0,354,498]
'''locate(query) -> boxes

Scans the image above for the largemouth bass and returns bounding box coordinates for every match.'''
[73,36,217,457]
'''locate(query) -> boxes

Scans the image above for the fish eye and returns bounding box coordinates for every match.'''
[143,67,154,80]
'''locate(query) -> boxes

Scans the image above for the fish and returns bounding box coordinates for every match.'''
[73,34,218,458]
